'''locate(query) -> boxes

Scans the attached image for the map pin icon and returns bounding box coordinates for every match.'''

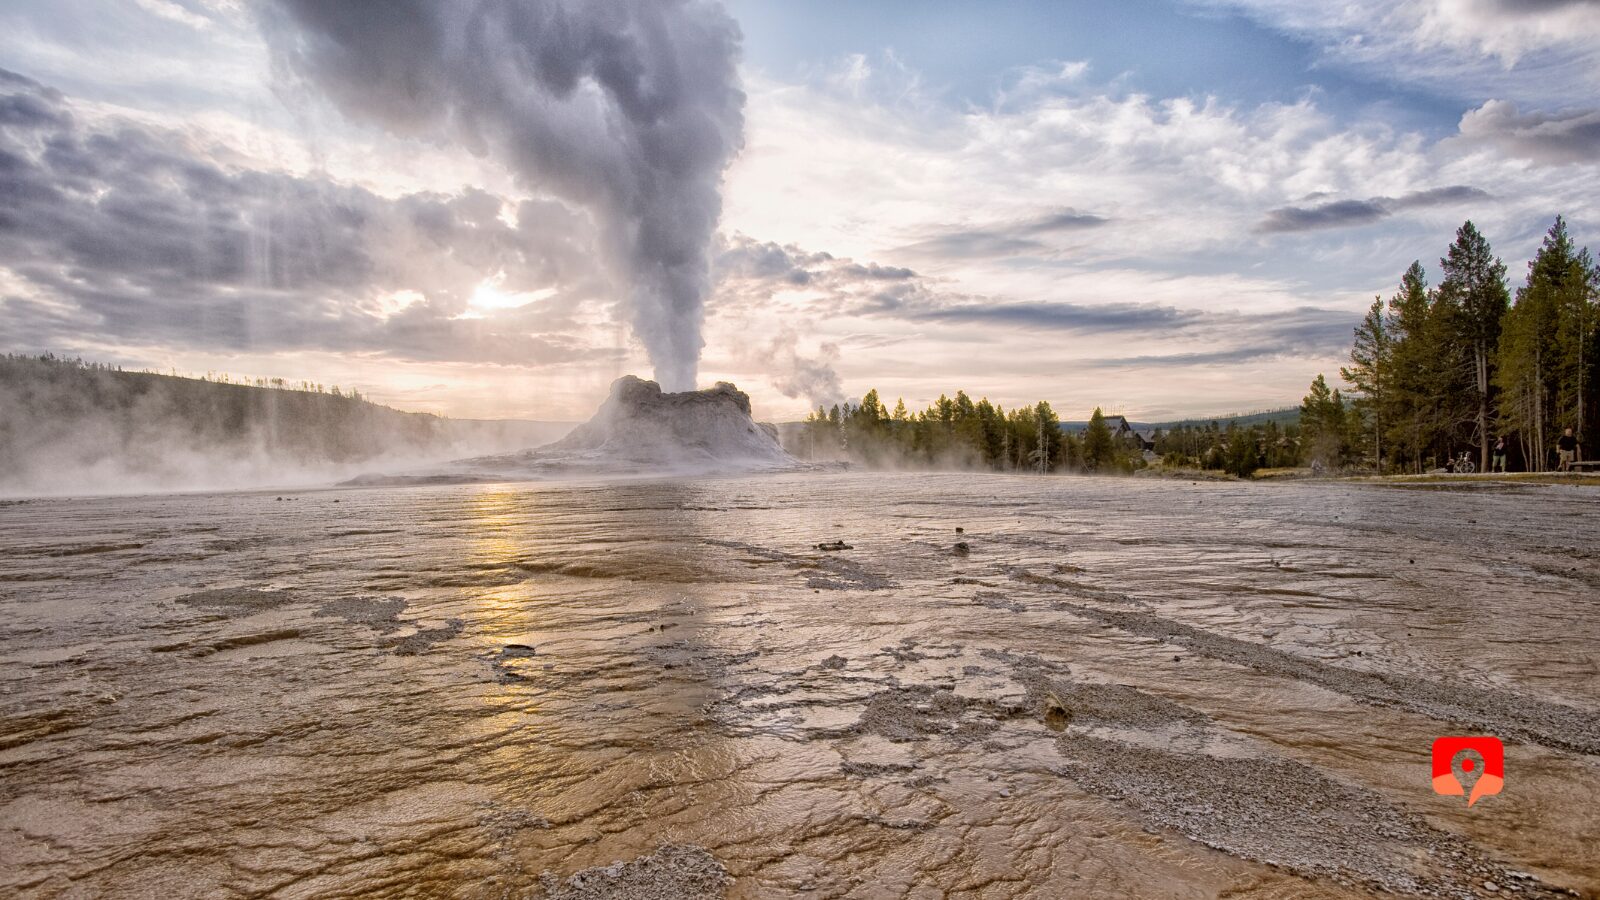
[1452,747,1486,800]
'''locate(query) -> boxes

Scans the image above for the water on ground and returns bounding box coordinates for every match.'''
[2,473,1597,898]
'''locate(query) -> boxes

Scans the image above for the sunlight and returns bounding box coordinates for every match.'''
[468,273,555,314]
[377,289,424,316]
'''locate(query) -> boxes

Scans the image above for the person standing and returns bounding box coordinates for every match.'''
[1557,428,1579,472]
[1492,436,1507,473]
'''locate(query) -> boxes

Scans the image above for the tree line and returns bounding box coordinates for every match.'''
[1328,217,1598,472]
[6,353,367,401]
[795,390,1313,476]
[799,391,1130,472]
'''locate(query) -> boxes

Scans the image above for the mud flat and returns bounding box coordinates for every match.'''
[1,473,1597,898]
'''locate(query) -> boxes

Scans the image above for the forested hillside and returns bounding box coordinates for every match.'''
[0,355,569,495]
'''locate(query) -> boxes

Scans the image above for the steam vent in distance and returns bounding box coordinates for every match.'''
[346,377,797,485]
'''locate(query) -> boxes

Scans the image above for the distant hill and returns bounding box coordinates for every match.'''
[0,355,572,496]
[1059,408,1299,433]
[1145,408,1301,430]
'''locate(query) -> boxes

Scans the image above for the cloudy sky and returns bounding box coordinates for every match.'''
[2,0,1597,422]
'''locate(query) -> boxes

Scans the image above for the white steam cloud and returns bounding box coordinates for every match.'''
[259,0,745,391]
[763,326,845,410]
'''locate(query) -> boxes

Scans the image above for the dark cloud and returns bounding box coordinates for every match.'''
[1390,185,1492,208]
[898,232,1046,259]
[0,71,66,129]
[1077,311,1362,367]
[837,262,918,280]
[714,237,835,284]
[716,234,1358,366]
[1257,199,1389,233]
[1082,346,1297,368]
[0,69,610,367]
[896,208,1109,259]
[1458,100,1600,165]
[912,299,1355,358]
[1489,0,1600,13]
[1256,185,1489,233]
[1255,306,1368,352]
[259,0,745,390]
[714,236,916,300]
[916,301,1202,332]
[1028,210,1111,232]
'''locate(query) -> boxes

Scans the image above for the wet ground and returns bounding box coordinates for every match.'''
[1,473,1597,899]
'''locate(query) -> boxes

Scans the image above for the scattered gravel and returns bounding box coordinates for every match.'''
[538,844,730,900]
[1056,600,1600,756]
[1056,734,1567,899]
[388,618,465,655]
[175,588,295,615]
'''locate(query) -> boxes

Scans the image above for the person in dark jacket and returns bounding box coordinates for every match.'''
[1557,428,1579,471]
[1492,436,1507,473]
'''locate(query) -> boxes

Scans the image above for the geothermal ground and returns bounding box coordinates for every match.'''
[1,473,1597,899]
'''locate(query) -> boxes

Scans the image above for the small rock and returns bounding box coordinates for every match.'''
[816,541,853,551]
[955,527,965,533]
[498,644,537,658]
[953,542,971,555]
[1484,881,1499,892]
[821,654,847,670]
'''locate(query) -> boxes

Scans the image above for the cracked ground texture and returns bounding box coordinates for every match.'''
[1,473,1597,898]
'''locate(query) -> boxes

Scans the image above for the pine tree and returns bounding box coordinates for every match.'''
[1299,374,1347,467]
[1496,220,1567,469]
[1224,422,1259,476]
[1028,401,1059,473]
[1341,296,1392,470]
[1549,235,1598,455]
[1495,217,1600,470]
[1438,221,1510,471]
[1083,408,1114,471]
[1386,261,1435,470]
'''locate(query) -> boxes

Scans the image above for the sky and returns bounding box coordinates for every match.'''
[2,0,1598,422]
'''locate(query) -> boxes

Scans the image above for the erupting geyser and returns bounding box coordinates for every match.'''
[542,376,791,467]
[346,377,796,485]
[261,0,744,392]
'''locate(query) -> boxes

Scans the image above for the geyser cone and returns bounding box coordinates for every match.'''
[344,376,796,485]
[547,376,789,465]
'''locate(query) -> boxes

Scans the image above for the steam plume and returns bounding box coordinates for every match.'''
[260,0,745,391]
[763,327,845,410]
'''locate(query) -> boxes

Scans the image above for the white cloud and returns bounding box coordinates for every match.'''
[1189,0,1600,104]
[1455,99,1600,164]
[6,4,1600,423]
[712,51,1600,419]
